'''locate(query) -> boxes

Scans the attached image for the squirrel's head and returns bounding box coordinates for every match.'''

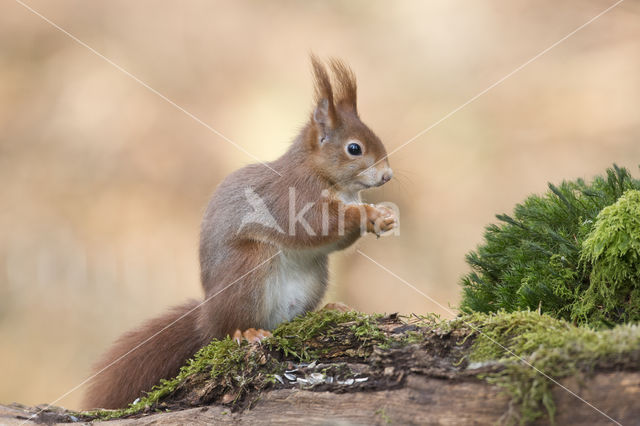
[305,56,392,194]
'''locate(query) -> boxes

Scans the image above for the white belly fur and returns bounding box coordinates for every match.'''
[263,250,327,329]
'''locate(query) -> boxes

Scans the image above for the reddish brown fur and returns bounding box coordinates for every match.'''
[83,301,205,409]
[83,57,395,409]
[329,58,357,114]
[311,54,337,126]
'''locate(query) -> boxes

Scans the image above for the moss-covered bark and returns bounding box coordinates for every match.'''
[64,309,640,425]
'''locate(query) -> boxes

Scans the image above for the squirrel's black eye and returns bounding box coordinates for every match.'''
[347,142,362,156]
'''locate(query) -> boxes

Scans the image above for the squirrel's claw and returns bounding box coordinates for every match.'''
[233,328,272,345]
[321,302,354,312]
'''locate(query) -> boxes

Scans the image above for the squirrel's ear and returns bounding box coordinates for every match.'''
[311,55,338,137]
[313,98,335,135]
[329,58,357,115]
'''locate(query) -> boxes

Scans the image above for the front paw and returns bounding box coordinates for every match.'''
[365,204,397,236]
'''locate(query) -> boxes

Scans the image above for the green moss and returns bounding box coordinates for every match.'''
[403,330,424,345]
[460,164,640,326]
[458,166,640,420]
[79,310,640,424]
[575,190,640,324]
[266,309,387,360]
[457,311,640,424]
[84,310,388,420]
[375,407,392,424]
[86,337,256,420]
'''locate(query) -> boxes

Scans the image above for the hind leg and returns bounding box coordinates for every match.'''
[321,302,354,312]
[232,328,272,344]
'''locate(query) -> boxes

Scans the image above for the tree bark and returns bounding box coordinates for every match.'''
[2,371,638,425]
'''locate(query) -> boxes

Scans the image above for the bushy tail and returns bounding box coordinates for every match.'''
[83,300,206,409]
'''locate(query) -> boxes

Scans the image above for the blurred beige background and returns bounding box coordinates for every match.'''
[1,0,639,410]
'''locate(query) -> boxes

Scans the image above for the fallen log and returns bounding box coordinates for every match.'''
[3,310,639,425]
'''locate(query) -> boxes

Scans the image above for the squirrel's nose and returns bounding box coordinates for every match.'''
[380,169,393,184]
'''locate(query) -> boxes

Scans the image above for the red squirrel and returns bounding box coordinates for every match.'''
[83,57,396,409]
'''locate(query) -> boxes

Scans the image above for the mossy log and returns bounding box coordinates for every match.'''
[2,371,639,425]
[4,371,638,425]
[3,311,639,425]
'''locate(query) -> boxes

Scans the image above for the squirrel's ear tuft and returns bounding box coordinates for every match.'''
[311,54,338,131]
[329,58,357,115]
